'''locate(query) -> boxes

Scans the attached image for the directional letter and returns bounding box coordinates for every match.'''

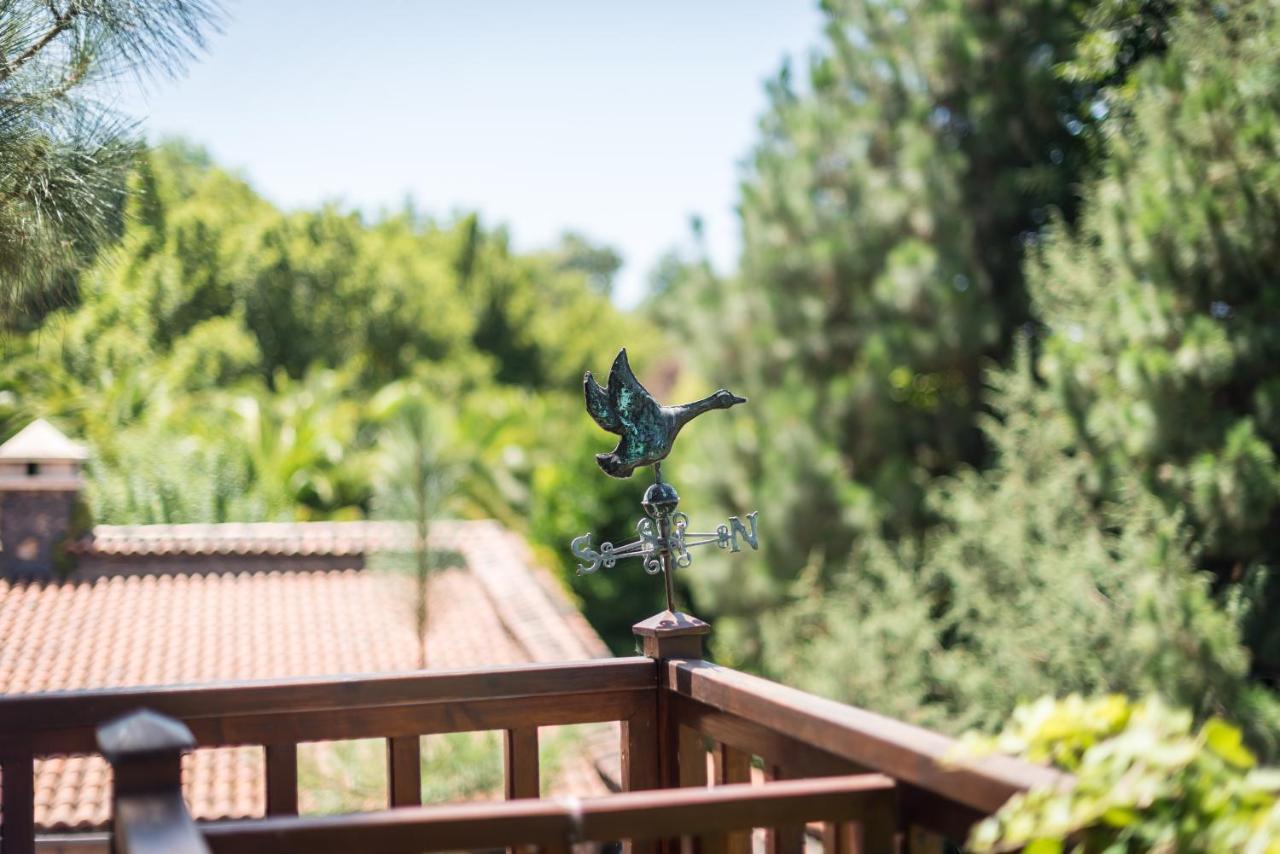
[726,512,759,552]
[571,533,601,574]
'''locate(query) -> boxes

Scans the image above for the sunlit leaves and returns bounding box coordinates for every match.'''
[967,696,1280,853]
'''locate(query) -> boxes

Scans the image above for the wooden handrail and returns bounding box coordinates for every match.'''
[0,657,655,755]
[666,659,1071,815]
[2,642,1070,854]
[0,658,656,854]
[199,774,898,854]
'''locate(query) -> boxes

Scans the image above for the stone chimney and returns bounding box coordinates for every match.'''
[0,419,89,580]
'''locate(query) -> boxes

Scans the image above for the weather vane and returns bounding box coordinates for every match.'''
[571,348,760,614]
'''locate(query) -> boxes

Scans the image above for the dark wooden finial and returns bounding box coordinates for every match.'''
[97,709,209,854]
[98,708,194,795]
[633,609,710,659]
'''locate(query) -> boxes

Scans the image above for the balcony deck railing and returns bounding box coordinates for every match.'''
[0,614,1069,854]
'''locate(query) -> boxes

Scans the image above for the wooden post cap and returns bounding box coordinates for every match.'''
[97,709,195,763]
[633,610,710,659]
[97,709,195,796]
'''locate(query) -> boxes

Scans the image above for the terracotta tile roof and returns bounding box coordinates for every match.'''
[68,520,414,558]
[0,519,615,833]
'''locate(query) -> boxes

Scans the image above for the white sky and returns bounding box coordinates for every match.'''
[112,1,825,306]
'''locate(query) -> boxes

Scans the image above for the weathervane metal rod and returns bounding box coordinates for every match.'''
[657,512,678,614]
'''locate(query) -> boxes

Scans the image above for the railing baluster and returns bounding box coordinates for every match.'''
[264,742,298,816]
[504,727,541,854]
[504,727,540,800]
[711,743,752,854]
[821,821,854,854]
[677,725,707,788]
[0,750,35,854]
[859,787,897,854]
[679,728,710,854]
[622,704,660,854]
[387,735,422,807]
[764,765,804,854]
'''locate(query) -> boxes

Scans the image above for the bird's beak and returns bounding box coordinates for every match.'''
[730,394,748,406]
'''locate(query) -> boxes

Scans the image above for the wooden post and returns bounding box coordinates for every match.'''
[633,610,710,854]
[0,749,35,854]
[97,709,209,854]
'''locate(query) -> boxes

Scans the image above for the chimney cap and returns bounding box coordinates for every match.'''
[0,419,89,462]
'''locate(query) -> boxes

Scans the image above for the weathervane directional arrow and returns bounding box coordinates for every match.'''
[570,349,760,614]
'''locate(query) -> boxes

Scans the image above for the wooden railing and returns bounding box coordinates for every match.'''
[0,614,1071,854]
[0,658,656,854]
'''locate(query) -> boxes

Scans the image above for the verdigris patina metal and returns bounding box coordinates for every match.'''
[584,348,745,478]
[573,348,760,613]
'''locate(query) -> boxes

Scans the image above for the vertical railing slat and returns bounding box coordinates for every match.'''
[677,725,707,788]
[504,727,540,800]
[712,743,752,854]
[264,742,298,816]
[763,765,804,854]
[821,821,854,854]
[860,787,898,854]
[504,726,541,854]
[622,704,660,854]
[0,751,35,854]
[387,735,422,808]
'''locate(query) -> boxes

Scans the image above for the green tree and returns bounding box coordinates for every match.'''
[754,0,1280,747]
[755,352,1280,750]
[1021,0,1280,674]
[372,392,456,669]
[0,0,218,324]
[665,0,1137,654]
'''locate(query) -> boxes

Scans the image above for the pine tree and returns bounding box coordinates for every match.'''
[758,350,1279,752]
[1022,0,1280,674]
[666,0,1121,653]
[0,0,218,325]
[759,0,1280,745]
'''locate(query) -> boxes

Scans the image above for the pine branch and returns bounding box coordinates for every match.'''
[0,3,79,85]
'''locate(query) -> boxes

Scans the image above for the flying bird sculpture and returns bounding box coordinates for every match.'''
[584,348,746,478]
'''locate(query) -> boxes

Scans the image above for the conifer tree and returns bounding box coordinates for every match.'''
[0,0,218,324]
[759,0,1280,741]
[1023,0,1280,674]
[668,0,1116,650]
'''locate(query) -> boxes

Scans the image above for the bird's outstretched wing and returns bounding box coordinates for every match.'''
[607,349,663,440]
[584,371,621,434]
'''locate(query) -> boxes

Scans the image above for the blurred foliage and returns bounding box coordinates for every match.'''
[1023,0,1280,674]
[0,141,664,650]
[297,733,503,814]
[655,0,1174,663]
[963,695,1280,853]
[753,348,1280,754]
[656,0,1280,773]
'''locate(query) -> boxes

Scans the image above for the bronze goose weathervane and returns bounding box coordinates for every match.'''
[572,348,760,618]
[584,348,746,478]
